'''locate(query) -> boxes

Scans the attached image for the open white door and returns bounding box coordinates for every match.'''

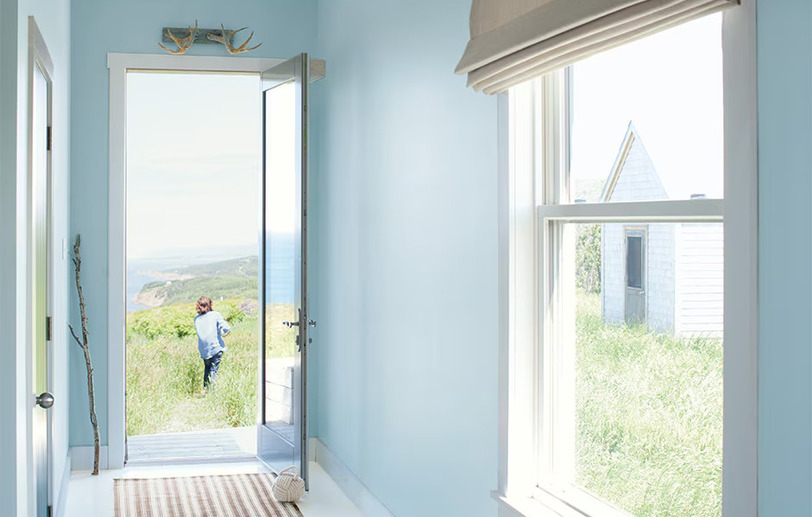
[30,24,54,516]
[258,53,312,488]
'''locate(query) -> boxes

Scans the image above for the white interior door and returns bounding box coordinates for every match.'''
[258,54,311,487]
[31,58,53,517]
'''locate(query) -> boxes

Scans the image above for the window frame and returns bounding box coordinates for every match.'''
[493,2,758,516]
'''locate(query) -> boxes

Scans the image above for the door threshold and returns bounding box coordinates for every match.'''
[125,454,258,467]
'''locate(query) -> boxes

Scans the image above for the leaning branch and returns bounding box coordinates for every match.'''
[70,235,100,476]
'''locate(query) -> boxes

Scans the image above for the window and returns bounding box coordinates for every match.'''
[624,231,644,291]
[498,8,757,517]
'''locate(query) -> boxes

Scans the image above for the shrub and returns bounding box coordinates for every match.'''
[128,303,197,339]
[576,223,602,293]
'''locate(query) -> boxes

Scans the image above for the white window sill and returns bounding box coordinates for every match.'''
[491,491,585,517]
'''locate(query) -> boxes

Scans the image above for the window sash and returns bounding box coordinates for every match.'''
[535,59,726,516]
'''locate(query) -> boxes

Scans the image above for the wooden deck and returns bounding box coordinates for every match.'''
[127,426,257,462]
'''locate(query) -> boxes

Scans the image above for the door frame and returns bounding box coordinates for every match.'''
[108,54,280,469]
[106,53,324,469]
[27,16,54,516]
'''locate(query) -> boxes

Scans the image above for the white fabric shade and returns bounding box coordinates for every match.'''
[456,0,738,94]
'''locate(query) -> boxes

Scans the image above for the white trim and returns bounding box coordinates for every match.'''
[720,0,758,514]
[538,69,577,485]
[68,446,109,472]
[538,199,724,222]
[106,53,126,470]
[493,492,572,517]
[106,53,282,73]
[310,438,395,517]
[496,91,510,499]
[106,53,282,470]
[501,78,542,499]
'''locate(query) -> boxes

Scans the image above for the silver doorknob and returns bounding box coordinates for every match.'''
[282,321,299,328]
[36,392,54,409]
[308,320,317,328]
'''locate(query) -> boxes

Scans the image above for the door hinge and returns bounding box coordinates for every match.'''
[45,316,52,342]
[47,505,53,517]
[46,126,52,151]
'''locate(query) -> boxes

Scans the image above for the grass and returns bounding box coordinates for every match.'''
[126,298,296,436]
[127,291,722,516]
[575,292,722,516]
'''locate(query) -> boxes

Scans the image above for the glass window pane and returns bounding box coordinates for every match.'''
[263,82,298,446]
[571,222,723,517]
[625,234,644,290]
[569,14,723,203]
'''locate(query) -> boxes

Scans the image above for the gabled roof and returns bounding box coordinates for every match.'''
[599,122,668,202]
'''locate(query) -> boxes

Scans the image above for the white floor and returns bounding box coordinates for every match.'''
[64,460,362,517]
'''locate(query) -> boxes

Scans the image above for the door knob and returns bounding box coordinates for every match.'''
[36,392,54,409]
[282,321,299,328]
[308,320,317,328]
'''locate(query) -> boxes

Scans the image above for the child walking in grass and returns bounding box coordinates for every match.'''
[194,296,231,389]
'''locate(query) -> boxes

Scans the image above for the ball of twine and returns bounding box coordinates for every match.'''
[272,465,305,502]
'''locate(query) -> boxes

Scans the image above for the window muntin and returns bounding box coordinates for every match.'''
[535,14,725,517]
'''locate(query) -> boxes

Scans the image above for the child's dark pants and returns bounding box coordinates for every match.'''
[203,351,223,388]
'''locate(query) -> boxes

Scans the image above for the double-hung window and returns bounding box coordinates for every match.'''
[496,5,757,517]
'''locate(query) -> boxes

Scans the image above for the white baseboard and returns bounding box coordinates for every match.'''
[54,450,71,517]
[69,446,109,471]
[310,438,395,517]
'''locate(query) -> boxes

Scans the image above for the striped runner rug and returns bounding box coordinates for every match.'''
[114,473,303,517]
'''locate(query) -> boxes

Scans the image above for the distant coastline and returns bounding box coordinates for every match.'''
[131,271,197,308]
[129,256,264,311]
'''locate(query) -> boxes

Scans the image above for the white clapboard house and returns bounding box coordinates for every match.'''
[600,124,723,337]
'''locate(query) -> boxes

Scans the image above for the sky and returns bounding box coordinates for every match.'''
[126,71,261,260]
[570,13,723,201]
[126,15,723,260]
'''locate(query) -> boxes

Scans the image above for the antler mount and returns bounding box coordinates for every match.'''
[158,22,262,55]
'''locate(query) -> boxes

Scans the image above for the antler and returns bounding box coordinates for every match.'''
[208,24,262,54]
[158,20,199,55]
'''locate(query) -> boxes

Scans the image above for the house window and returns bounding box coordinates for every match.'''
[624,231,644,290]
[523,13,730,517]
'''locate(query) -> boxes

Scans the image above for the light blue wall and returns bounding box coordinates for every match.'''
[310,1,499,516]
[757,1,812,515]
[69,0,319,446]
[0,1,22,511]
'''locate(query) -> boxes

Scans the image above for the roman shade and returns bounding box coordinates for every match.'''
[455,0,739,94]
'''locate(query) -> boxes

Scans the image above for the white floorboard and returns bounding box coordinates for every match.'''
[65,460,362,517]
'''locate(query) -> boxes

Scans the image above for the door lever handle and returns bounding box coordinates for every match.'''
[36,392,54,409]
[282,321,299,328]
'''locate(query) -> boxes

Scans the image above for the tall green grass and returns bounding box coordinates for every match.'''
[126,300,259,436]
[575,292,722,516]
